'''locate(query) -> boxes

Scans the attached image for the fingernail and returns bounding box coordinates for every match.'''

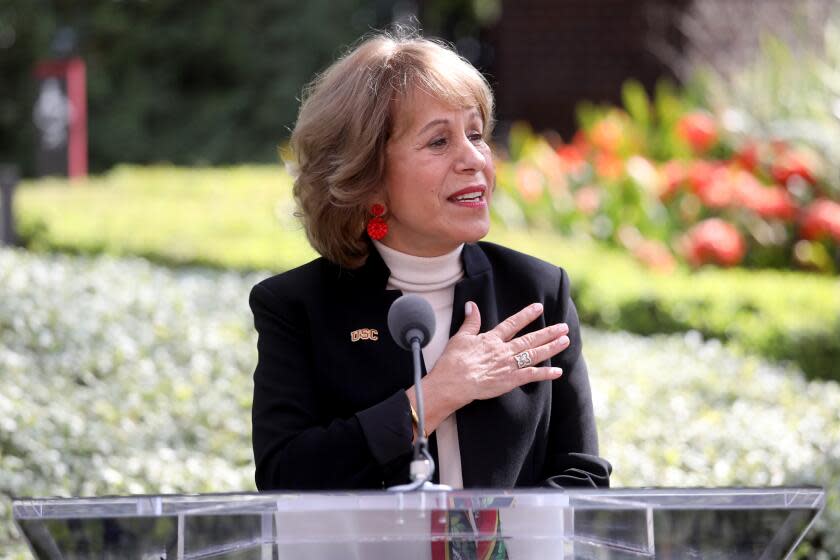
[558,322,569,333]
[533,303,543,313]
[559,335,570,345]
[465,302,472,316]
[552,368,563,376]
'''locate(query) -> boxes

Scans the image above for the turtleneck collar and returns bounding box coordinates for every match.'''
[372,240,464,292]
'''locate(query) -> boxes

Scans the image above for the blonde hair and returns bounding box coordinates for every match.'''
[289,30,495,268]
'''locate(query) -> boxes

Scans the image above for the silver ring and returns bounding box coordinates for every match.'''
[513,351,532,369]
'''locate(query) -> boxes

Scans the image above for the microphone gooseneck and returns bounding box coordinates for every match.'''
[386,294,450,492]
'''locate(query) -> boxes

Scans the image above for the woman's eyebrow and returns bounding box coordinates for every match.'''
[416,110,482,136]
[417,118,449,136]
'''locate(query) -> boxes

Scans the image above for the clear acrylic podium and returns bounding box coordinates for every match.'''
[13,487,824,559]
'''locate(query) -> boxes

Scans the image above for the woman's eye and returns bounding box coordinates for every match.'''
[468,132,483,142]
[429,137,448,148]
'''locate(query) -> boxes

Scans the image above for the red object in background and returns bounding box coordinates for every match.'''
[733,171,797,220]
[657,160,687,200]
[33,57,87,178]
[676,111,718,153]
[800,199,840,242]
[771,148,817,186]
[555,144,587,176]
[733,142,759,172]
[589,118,623,155]
[682,218,746,267]
[688,161,732,209]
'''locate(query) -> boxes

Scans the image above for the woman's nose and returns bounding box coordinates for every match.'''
[454,136,486,172]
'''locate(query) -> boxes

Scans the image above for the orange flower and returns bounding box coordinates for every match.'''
[681,218,746,267]
[676,111,718,153]
[594,152,624,180]
[589,117,623,154]
[800,199,840,242]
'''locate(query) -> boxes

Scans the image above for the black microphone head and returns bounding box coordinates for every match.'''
[387,294,436,350]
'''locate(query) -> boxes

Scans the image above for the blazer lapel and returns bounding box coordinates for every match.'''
[451,244,501,487]
[329,248,414,411]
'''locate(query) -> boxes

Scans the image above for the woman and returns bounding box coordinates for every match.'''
[250,31,610,491]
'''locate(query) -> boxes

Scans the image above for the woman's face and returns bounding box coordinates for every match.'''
[378,92,494,257]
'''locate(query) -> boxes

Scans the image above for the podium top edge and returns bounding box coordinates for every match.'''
[12,486,826,520]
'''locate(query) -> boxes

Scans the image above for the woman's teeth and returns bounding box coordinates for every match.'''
[453,192,482,201]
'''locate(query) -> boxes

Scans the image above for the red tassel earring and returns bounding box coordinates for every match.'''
[366,203,388,240]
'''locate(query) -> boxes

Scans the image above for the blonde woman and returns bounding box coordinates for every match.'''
[250,31,610,492]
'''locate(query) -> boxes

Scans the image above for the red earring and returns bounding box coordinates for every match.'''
[366,203,388,240]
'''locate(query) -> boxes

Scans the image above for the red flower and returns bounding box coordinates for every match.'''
[733,142,759,172]
[800,199,840,242]
[688,161,733,209]
[556,144,587,176]
[676,111,718,153]
[571,130,590,152]
[771,148,818,185]
[682,218,746,267]
[733,171,797,220]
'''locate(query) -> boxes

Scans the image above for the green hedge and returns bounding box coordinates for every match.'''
[13,166,840,381]
[495,230,840,382]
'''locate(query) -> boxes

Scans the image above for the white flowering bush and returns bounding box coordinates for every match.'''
[1,248,837,558]
[587,329,840,559]
[0,249,264,558]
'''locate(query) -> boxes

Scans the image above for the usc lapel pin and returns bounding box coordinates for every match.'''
[351,328,379,342]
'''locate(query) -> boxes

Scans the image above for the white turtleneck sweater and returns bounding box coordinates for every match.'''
[372,240,465,489]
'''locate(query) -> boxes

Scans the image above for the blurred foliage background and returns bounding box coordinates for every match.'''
[1,0,393,172]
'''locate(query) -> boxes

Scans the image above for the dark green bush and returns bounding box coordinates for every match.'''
[0,0,386,174]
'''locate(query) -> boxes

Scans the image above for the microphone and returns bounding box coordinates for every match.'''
[386,295,450,492]
[387,294,435,350]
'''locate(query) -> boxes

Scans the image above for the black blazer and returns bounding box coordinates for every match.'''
[250,241,610,490]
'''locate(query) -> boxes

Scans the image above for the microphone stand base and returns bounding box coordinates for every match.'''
[387,481,453,492]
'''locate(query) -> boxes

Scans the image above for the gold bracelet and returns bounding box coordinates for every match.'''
[409,402,427,438]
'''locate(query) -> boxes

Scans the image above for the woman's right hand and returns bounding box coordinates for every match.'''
[410,301,569,432]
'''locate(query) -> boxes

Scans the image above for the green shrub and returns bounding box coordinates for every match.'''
[14,165,317,272]
[494,230,840,382]
[1,249,836,557]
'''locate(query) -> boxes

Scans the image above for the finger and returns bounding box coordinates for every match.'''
[527,334,571,365]
[491,302,544,341]
[508,322,569,354]
[456,301,482,337]
[515,366,564,385]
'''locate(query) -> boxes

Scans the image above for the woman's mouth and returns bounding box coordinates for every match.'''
[448,186,487,207]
